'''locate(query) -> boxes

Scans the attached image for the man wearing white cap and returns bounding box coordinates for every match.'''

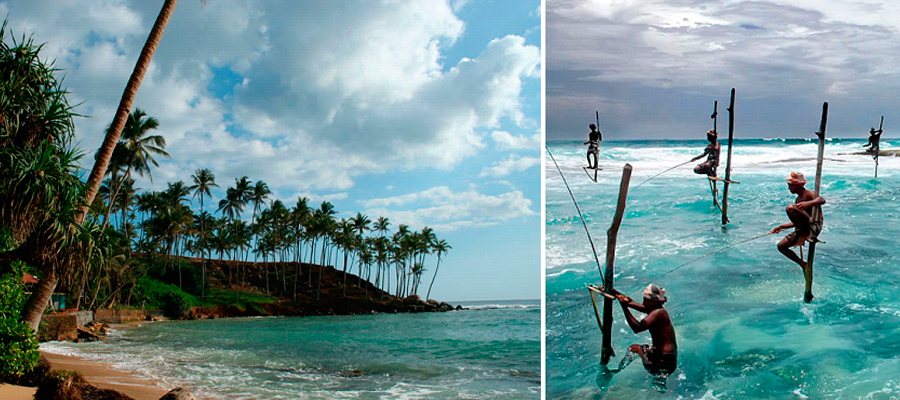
[614,284,678,377]
[768,172,825,278]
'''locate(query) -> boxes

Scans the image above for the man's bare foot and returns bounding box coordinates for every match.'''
[804,291,814,303]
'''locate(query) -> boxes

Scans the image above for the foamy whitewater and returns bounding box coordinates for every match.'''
[41,299,539,399]
[547,138,900,399]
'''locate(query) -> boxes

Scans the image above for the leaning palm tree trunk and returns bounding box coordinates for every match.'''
[22,0,178,332]
[426,256,442,301]
[20,269,57,331]
[82,0,178,220]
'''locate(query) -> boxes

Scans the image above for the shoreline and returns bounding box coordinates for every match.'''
[39,350,170,400]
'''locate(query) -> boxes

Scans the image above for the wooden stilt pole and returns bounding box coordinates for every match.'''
[708,100,721,212]
[722,88,736,226]
[596,111,601,180]
[875,115,883,178]
[804,102,827,303]
[601,163,632,365]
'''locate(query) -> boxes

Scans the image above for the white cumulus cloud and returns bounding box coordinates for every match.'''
[480,156,541,178]
[361,186,536,231]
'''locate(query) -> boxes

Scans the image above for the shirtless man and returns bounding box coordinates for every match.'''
[691,130,720,177]
[614,284,678,377]
[863,126,883,156]
[768,172,825,274]
[584,123,602,169]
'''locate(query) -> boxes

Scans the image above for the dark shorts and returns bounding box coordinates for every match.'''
[784,219,822,246]
[693,161,716,176]
[641,345,677,376]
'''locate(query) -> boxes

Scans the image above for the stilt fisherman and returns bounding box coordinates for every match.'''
[768,172,825,301]
[691,129,720,177]
[584,123,602,169]
[614,284,678,378]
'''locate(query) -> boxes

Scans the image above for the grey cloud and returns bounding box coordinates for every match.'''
[548,0,900,140]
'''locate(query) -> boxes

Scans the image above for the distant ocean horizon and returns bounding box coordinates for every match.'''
[42,299,540,399]
[546,138,900,398]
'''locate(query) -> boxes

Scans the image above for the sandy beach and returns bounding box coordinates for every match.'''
[0,351,170,400]
[0,383,36,400]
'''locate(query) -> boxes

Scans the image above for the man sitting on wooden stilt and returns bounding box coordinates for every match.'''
[691,130,720,177]
[863,126,883,157]
[583,123,602,169]
[614,284,678,378]
[769,172,825,272]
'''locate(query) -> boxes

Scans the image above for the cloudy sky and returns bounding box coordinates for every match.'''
[2,0,541,302]
[548,0,900,141]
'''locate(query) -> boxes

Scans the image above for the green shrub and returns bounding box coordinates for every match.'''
[0,261,40,380]
[0,227,15,252]
[134,277,196,318]
[161,291,192,319]
[147,259,206,297]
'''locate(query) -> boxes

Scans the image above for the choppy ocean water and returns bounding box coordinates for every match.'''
[41,299,540,399]
[547,138,900,399]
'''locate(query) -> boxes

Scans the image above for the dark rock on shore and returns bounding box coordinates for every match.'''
[75,322,110,342]
[159,387,194,400]
[35,370,134,400]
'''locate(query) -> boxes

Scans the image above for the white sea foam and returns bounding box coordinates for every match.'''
[846,303,900,318]
[699,389,721,400]
[545,268,586,279]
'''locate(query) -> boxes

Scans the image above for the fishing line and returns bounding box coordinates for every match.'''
[620,231,775,295]
[546,146,605,282]
[633,159,694,189]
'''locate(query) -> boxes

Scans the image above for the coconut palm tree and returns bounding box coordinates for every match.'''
[248,181,270,223]
[290,197,311,299]
[217,187,244,222]
[81,0,178,217]
[425,239,450,300]
[374,216,390,238]
[17,0,178,332]
[336,218,354,295]
[313,202,336,300]
[247,180,270,264]
[189,168,217,297]
[100,108,168,233]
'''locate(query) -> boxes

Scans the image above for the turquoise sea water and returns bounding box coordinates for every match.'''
[41,300,540,399]
[547,138,900,399]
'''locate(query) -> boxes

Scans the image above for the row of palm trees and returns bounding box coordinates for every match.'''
[92,110,451,304]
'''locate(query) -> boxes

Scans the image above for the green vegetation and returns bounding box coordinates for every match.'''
[0,261,40,379]
[202,288,275,313]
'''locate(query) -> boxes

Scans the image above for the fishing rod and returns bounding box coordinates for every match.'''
[633,159,694,189]
[634,99,723,191]
[546,146,605,282]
